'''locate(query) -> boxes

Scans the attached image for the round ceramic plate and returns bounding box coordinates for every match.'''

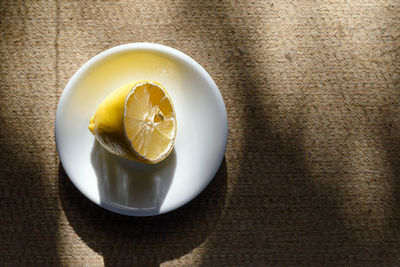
[55,43,228,216]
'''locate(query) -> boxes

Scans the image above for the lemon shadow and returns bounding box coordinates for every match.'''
[91,140,176,215]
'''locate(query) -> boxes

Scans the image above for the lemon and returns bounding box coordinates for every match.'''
[89,80,177,164]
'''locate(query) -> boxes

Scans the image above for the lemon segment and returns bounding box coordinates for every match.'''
[89,80,176,164]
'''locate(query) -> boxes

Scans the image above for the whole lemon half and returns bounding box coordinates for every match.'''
[89,80,177,164]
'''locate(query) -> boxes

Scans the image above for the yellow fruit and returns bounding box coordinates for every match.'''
[89,80,177,164]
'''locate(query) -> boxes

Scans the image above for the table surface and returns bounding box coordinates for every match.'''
[1,0,399,266]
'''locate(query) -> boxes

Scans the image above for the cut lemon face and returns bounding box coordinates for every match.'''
[89,80,177,164]
[124,81,176,163]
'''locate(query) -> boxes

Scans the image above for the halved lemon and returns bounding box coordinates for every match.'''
[89,80,177,164]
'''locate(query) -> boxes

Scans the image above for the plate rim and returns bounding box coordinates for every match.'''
[55,42,228,216]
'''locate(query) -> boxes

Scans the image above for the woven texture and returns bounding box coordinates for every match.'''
[1,0,400,266]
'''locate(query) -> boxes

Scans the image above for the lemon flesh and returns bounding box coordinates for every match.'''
[89,81,177,164]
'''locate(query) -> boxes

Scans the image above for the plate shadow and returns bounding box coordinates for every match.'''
[58,155,227,266]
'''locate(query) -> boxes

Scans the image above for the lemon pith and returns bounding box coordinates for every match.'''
[89,80,177,164]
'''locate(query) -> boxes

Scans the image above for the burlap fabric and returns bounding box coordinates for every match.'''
[1,0,399,266]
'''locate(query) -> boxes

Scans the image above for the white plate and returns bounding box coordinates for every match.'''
[55,43,228,216]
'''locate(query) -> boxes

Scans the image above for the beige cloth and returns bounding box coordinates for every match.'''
[1,0,399,265]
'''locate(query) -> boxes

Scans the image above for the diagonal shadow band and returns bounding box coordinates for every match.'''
[0,121,60,265]
[380,107,400,257]
[175,1,398,266]
[58,157,227,266]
